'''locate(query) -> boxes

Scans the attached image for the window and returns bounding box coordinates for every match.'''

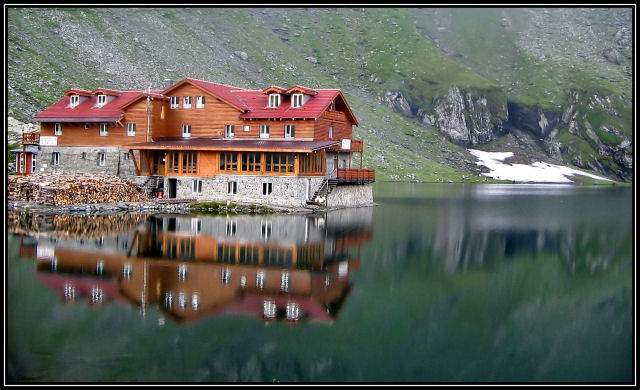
[183,96,192,109]
[127,123,136,137]
[182,151,197,174]
[292,93,304,108]
[170,96,179,109]
[97,94,107,107]
[242,153,262,172]
[285,124,295,138]
[268,94,280,108]
[31,154,37,173]
[182,124,191,138]
[69,95,80,108]
[167,151,180,174]
[219,152,238,171]
[329,125,334,139]
[329,101,335,111]
[192,179,202,193]
[98,152,106,166]
[265,153,295,173]
[243,125,250,132]
[123,152,130,160]
[225,124,235,138]
[299,152,324,174]
[99,123,108,136]
[260,124,270,138]
[84,123,90,130]
[54,123,62,136]
[262,182,273,196]
[16,153,23,173]
[227,181,237,194]
[81,152,87,159]
[196,96,205,109]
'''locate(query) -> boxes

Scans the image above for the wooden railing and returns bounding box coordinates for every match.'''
[22,132,40,144]
[337,168,375,182]
[327,139,363,152]
[324,111,346,121]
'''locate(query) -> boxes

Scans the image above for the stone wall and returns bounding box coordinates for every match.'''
[168,175,325,208]
[36,146,140,177]
[327,184,374,208]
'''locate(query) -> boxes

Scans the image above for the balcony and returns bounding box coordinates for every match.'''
[22,132,40,145]
[336,168,375,184]
[324,111,346,121]
[328,139,363,152]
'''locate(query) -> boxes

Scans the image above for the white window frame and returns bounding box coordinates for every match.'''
[196,95,205,109]
[260,124,270,139]
[99,123,108,136]
[31,154,37,173]
[182,124,191,138]
[262,182,273,196]
[17,153,24,173]
[98,152,106,166]
[183,96,192,109]
[54,123,62,136]
[127,123,136,137]
[268,94,280,108]
[329,125,334,139]
[52,152,60,166]
[285,124,295,138]
[329,101,335,111]
[243,124,250,132]
[225,124,235,138]
[97,94,107,107]
[292,93,304,108]
[84,123,90,130]
[170,96,179,109]
[69,95,80,108]
[227,181,237,195]
[192,179,202,194]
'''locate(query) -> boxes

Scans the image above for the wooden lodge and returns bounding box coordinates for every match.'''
[26,78,375,207]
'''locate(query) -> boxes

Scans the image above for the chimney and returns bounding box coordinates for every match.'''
[163,79,175,89]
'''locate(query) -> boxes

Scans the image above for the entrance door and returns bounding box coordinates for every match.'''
[168,178,177,199]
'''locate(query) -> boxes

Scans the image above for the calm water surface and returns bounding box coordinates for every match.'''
[7,183,633,383]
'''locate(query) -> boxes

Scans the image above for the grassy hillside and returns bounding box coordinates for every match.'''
[6,7,632,182]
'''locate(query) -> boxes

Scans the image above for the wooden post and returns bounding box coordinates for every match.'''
[129,150,141,176]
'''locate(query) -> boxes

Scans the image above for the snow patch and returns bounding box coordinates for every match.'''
[468,149,613,183]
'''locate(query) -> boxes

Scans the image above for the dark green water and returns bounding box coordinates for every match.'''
[6,183,633,383]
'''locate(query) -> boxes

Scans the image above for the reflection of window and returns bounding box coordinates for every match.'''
[261,220,272,240]
[226,219,237,236]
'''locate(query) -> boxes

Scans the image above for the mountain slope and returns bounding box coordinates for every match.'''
[6,7,633,182]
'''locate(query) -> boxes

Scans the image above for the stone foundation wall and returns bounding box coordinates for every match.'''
[36,146,140,178]
[167,175,325,208]
[327,184,374,208]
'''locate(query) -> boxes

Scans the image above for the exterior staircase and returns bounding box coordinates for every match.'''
[307,178,338,206]
[140,175,163,198]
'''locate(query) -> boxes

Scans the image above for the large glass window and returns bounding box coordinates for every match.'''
[182,151,197,174]
[265,153,295,173]
[242,153,262,172]
[219,152,238,172]
[299,152,324,174]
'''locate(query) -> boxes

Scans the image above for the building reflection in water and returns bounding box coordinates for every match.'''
[20,208,373,326]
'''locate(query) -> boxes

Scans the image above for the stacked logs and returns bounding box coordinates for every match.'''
[8,173,149,205]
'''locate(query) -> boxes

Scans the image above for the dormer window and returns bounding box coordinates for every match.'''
[69,95,80,108]
[97,94,107,107]
[292,94,304,108]
[268,94,281,108]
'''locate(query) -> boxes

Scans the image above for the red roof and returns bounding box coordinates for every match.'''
[233,89,341,120]
[285,85,318,95]
[262,86,287,94]
[33,91,144,123]
[123,137,339,152]
[162,78,250,111]
[64,89,92,96]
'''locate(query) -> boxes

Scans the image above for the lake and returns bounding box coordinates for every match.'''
[6,182,633,383]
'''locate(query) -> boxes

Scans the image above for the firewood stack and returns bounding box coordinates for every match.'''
[8,173,149,205]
